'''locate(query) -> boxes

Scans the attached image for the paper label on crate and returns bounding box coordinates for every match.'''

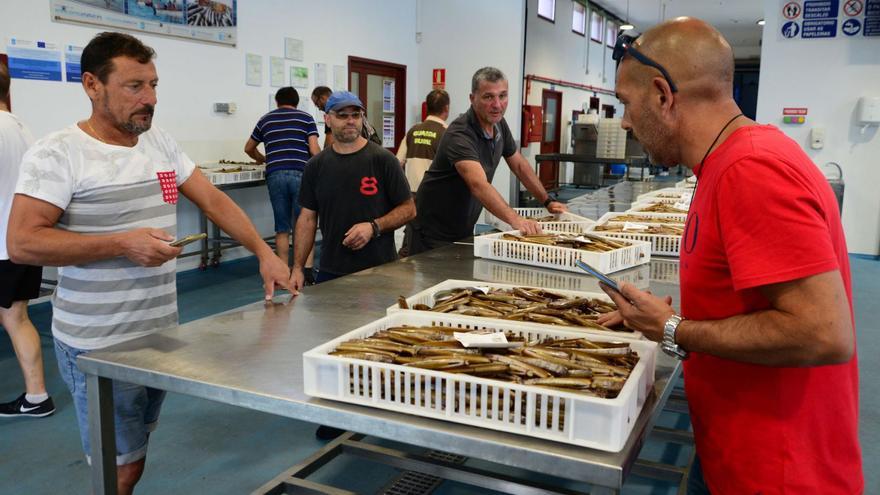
[673,201,691,211]
[454,331,517,348]
[623,222,650,231]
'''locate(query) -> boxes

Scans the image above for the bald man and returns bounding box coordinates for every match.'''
[597,18,862,494]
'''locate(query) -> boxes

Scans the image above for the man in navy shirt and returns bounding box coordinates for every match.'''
[246,87,320,279]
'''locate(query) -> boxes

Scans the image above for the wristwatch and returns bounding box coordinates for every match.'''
[369,219,380,239]
[661,314,689,360]
[543,195,558,208]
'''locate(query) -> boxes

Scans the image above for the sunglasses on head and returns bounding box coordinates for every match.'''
[613,34,678,93]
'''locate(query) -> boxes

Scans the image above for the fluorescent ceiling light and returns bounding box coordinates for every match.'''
[620,23,635,30]
[756,19,765,25]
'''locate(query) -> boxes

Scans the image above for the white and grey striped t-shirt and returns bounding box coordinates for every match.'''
[15,124,195,350]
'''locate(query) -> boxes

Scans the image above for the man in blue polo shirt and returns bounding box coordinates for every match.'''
[246,87,320,280]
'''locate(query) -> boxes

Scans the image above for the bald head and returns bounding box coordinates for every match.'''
[627,17,734,101]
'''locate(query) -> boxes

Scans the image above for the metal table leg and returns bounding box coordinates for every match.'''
[87,373,117,495]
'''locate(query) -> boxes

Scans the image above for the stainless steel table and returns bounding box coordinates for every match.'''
[79,243,681,495]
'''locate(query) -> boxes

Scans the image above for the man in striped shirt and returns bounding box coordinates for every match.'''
[246,87,320,278]
[7,32,290,495]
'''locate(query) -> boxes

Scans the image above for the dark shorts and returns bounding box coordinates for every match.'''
[0,260,42,309]
[404,223,455,256]
[266,169,304,234]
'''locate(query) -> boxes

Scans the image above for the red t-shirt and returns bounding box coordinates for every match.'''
[679,125,862,494]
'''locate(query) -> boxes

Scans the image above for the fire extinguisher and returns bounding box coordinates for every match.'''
[421,101,428,121]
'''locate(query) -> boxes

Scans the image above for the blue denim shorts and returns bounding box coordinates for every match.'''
[266,168,304,234]
[54,338,166,466]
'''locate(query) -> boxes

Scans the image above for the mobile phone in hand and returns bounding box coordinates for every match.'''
[169,233,207,247]
[575,259,622,294]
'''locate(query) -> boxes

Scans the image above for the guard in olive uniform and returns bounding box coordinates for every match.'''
[396,89,449,255]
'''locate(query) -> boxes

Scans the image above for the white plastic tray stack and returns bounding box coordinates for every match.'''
[474,230,651,274]
[635,187,694,203]
[199,163,266,185]
[482,208,596,234]
[303,311,657,452]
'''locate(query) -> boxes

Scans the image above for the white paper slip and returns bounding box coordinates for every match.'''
[673,201,691,211]
[454,331,520,348]
[573,235,594,244]
[623,222,650,231]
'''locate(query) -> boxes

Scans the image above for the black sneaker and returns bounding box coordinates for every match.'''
[0,393,56,418]
[304,267,316,286]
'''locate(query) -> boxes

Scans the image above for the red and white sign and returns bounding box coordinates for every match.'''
[844,0,863,16]
[432,68,446,89]
[783,107,808,116]
[783,1,801,19]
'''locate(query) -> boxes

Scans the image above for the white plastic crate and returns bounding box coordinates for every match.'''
[675,177,697,188]
[472,260,650,291]
[303,311,658,452]
[474,230,651,274]
[626,202,690,216]
[482,208,595,234]
[636,188,693,202]
[387,278,643,340]
[597,211,688,225]
[588,221,682,258]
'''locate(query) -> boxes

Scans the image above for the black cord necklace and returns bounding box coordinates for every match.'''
[689,112,744,207]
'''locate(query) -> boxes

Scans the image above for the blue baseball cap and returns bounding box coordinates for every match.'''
[324,91,365,114]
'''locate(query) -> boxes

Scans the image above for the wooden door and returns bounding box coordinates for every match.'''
[539,89,562,190]
[349,56,406,153]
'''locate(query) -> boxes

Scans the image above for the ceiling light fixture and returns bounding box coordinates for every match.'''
[620,0,635,31]
[756,19,765,25]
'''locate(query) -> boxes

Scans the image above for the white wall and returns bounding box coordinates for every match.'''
[414,0,527,204]
[756,0,880,255]
[522,0,622,183]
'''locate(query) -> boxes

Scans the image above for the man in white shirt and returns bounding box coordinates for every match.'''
[0,62,55,419]
[7,32,290,495]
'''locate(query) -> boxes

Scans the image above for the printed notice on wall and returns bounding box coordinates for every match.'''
[6,38,62,81]
[778,0,880,39]
[270,56,285,87]
[333,65,347,91]
[382,79,395,113]
[245,53,262,87]
[64,45,83,83]
[290,66,309,88]
[314,63,328,87]
[284,37,303,61]
[382,116,395,147]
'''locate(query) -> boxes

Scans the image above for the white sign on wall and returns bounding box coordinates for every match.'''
[778,0,880,39]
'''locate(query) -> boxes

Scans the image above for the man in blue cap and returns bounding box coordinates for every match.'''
[291,91,414,290]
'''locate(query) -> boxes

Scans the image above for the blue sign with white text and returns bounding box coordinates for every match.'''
[804,0,840,18]
[7,42,62,81]
[803,19,838,37]
[865,15,880,34]
[866,0,880,16]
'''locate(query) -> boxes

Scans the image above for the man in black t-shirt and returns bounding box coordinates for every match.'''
[292,91,414,289]
[408,67,567,255]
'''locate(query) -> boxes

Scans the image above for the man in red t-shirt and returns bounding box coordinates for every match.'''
[598,18,863,494]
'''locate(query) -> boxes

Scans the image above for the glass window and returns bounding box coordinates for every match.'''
[606,20,617,47]
[572,2,586,35]
[590,11,604,43]
[538,0,555,22]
